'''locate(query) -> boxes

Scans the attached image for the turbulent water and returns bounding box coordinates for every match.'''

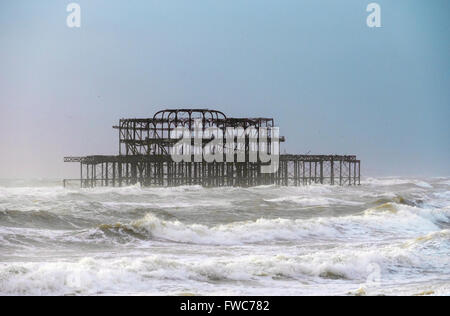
[0,177,449,296]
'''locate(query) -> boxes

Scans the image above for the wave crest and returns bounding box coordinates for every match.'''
[95,204,448,245]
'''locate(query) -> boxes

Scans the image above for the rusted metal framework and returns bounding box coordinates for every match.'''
[64,109,361,188]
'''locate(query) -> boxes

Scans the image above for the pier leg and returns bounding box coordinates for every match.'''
[294,161,298,186]
[126,164,129,185]
[320,160,323,184]
[118,163,122,187]
[284,161,288,186]
[303,161,306,185]
[86,164,89,188]
[105,162,109,187]
[358,161,361,185]
[314,162,317,184]
[92,164,96,188]
[330,159,334,185]
[112,163,116,187]
[309,162,312,185]
[348,162,352,186]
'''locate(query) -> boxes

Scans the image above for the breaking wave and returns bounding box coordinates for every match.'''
[93,202,449,245]
[364,178,433,189]
[1,232,448,296]
[1,177,449,295]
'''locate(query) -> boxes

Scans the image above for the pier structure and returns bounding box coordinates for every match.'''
[64,109,361,188]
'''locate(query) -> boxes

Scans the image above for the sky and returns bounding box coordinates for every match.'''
[0,0,449,179]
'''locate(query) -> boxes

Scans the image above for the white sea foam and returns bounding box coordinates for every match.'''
[94,203,446,246]
[438,180,450,186]
[0,235,446,296]
[100,199,231,210]
[364,178,432,188]
[403,229,450,250]
[265,196,363,206]
[1,177,449,295]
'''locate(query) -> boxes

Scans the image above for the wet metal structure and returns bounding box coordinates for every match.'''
[64,109,361,188]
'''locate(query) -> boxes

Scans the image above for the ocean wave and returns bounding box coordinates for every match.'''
[0,187,70,199]
[0,184,207,203]
[1,199,448,249]
[264,196,363,206]
[1,177,449,295]
[100,199,231,210]
[92,203,447,245]
[364,178,433,188]
[370,195,417,206]
[433,191,450,200]
[0,238,444,296]
[0,209,93,230]
[96,215,339,245]
[404,229,450,249]
[0,224,141,251]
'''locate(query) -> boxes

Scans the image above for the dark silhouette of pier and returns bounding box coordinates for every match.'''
[64,109,361,188]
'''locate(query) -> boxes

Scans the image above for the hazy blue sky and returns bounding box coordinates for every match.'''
[0,0,449,178]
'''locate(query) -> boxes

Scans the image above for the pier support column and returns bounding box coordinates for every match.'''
[358,161,361,185]
[126,164,129,186]
[309,162,312,185]
[101,163,104,187]
[320,161,323,184]
[294,161,298,186]
[92,164,96,188]
[112,162,116,187]
[105,162,109,187]
[348,162,352,186]
[315,162,318,184]
[118,163,122,187]
[284,161,288,186]
[330,159,334,185]
[86,164,89,188]
[303,161,306,185]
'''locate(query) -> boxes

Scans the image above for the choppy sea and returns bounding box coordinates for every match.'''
[0,177,449,296]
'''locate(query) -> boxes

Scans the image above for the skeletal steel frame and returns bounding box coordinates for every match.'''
[64,109,361,188]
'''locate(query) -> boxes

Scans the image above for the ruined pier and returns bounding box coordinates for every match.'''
[64,109,360,188]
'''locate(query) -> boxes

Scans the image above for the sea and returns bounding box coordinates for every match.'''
[0,177,449,296]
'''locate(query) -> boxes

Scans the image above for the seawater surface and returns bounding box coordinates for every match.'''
[0,177,449,296]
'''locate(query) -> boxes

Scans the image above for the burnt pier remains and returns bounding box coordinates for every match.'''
[64,109,360,188]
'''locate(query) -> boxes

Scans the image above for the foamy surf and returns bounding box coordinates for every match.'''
[0,177,449,295]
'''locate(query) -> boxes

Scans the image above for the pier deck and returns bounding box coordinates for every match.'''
[63,154,360,188]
